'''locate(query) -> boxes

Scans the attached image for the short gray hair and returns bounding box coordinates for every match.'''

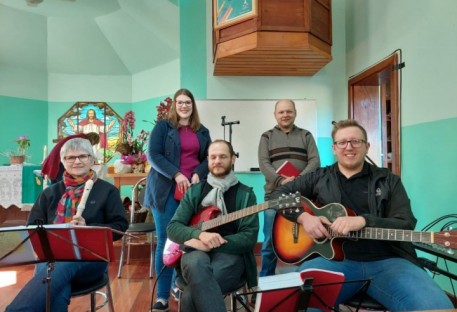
[60,138,94,162]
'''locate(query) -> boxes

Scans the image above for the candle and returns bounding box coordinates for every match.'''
[43,145,47,162]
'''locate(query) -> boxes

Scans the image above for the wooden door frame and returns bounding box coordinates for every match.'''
[348,53,401,175]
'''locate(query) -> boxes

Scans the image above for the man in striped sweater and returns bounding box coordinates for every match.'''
[255,99,320,304]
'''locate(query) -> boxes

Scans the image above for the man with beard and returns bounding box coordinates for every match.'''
[167,140,259,312]
[269,119,453,310]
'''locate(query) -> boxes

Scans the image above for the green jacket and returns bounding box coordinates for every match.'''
[167,181,259,288]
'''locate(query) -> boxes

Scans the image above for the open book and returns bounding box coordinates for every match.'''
[0,224,115,267]
[276,160,301,177]
[254,268,345,312]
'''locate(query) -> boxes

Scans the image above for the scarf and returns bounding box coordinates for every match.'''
[54,170,97,224]
[200,171,238,215]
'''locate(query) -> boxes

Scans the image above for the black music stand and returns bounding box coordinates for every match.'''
[248,270,371,312]
[0,223,116,312]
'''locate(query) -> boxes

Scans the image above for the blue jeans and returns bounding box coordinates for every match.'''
[259,209,277,277]
[6,261,107,312]
[297,257,454,311]
[151,190,178,301]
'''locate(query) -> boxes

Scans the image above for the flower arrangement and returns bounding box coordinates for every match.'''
[1,135,31,157]
[117,111,150,165]
[15,135,31,155]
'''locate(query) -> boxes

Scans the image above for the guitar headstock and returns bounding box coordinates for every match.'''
[435,231,457,249]
[271,192,302,211]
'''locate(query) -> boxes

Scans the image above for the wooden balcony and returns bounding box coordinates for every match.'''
[213,0,332,76]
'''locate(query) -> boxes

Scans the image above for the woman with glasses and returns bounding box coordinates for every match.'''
[144,88,212,311]
[6,138,128,312]
[268,119,454,310]
[41,132,100,184]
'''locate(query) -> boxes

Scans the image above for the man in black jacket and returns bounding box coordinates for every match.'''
[270,119,453,310]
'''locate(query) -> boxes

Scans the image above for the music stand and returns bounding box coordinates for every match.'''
[249,269,371,312]
[0,222,116,312]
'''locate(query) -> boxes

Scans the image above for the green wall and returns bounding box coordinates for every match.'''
[0,95,47,165]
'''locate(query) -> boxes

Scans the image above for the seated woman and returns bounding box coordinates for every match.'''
[6,137,128,312]
[41,132,100,184]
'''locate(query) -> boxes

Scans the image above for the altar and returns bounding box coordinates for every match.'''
[0,164,42,209]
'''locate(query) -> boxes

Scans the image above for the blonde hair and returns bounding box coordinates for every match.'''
[331,119,368,142]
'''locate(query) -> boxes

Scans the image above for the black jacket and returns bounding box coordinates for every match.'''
[270,162,421,266]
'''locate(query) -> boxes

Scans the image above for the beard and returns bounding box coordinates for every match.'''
[210,164,232,177]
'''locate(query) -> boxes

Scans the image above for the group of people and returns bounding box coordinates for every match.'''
[6,89,454,312]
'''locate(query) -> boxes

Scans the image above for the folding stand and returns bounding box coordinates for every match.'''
[0,223,117,312]
[247,270,371,312]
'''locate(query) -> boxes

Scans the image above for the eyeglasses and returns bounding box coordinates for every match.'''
[63,154,91,163]
[176,100,192,106]
[333,139,366,149]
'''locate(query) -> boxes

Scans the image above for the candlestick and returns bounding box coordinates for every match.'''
[43,145,47,162]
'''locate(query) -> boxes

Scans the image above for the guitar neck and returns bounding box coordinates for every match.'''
[201,202,270,231]
[342,227,434,244]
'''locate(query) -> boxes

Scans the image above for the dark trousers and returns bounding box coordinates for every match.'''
[180,251,244,312]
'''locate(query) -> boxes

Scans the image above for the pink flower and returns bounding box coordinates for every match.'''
[120,153,147,165]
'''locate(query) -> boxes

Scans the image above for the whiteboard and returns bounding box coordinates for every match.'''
[196,99,317,172]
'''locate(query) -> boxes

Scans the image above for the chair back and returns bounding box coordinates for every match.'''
[130,177,147,223]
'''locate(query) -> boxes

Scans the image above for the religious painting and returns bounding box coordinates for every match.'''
[57,102,122,163]
[213,0,256,29]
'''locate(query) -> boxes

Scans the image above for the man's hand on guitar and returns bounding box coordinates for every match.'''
[199,232,227,250]
[330,216,366,235]
[297,212,332,239]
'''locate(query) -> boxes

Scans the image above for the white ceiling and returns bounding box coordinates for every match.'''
[0,0,180,75]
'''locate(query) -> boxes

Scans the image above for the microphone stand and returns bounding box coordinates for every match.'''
[221,116,240,170]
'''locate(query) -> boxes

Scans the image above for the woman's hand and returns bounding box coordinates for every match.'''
[175,172,190,193]
[190,173,200,184]
[70,215,86,226]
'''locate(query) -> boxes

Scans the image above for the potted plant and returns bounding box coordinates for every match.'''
[1,135,31,165]
[115,111,150,173]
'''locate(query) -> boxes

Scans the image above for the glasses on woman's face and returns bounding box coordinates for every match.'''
[176,100,192,107]
[63,154,91,163]
[333,139,366,149]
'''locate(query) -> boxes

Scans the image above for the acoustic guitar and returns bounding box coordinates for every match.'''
[272,196,457,264]
[163,192,301,267]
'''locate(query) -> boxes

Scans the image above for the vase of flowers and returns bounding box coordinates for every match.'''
[115,111,150,173]
[1,135,31,165]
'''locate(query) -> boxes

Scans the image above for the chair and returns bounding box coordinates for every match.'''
[344,292,387,311]
[175,275,248,312]
[117,177,155,278]
[71,272,114,312]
